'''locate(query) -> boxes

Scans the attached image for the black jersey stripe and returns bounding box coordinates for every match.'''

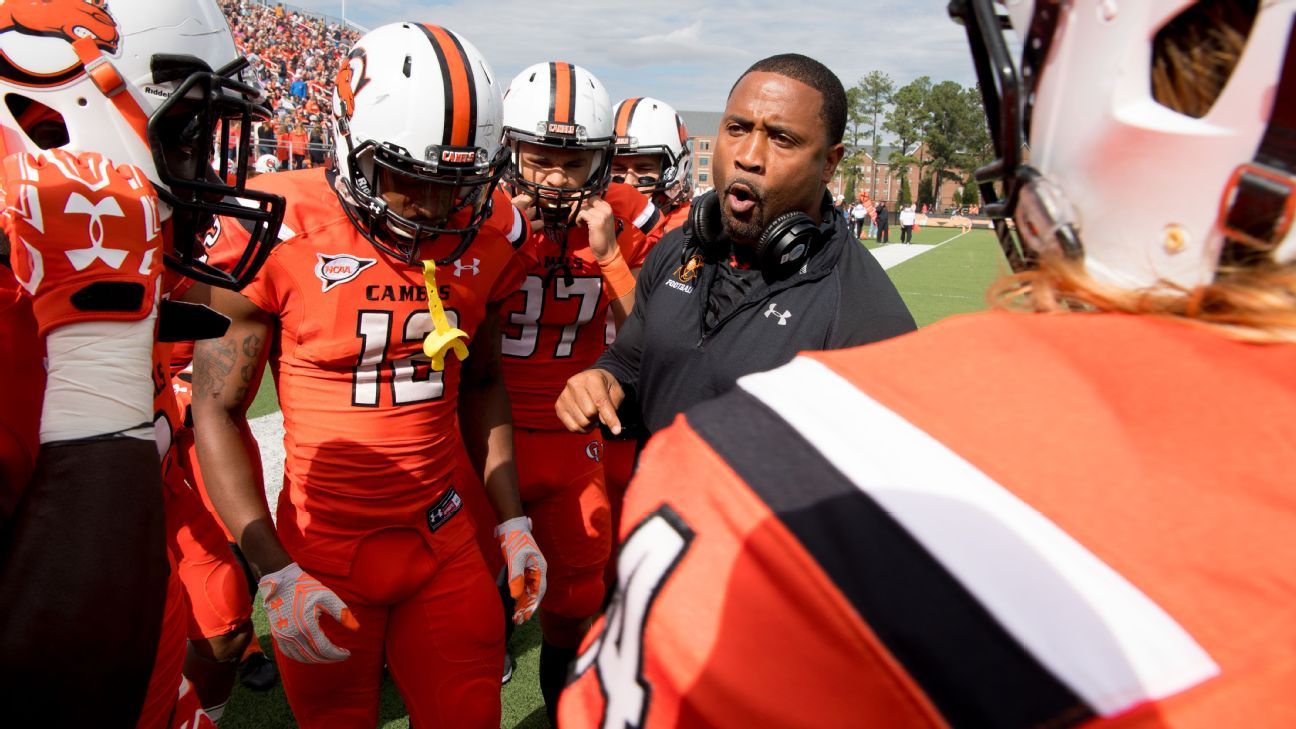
[684,388,1096,729]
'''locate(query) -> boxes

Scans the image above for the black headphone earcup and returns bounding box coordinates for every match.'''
[689,190,723,243]
[684,189,727,259]
[756,211,819,272]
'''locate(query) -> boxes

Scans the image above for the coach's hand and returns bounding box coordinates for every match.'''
[259,562,359,664]
[556,368,625,435]
[496,517,547,625]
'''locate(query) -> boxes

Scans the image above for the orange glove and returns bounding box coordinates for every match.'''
[496,517,548,624]
[2,149,163,335]
[259,562,359,664]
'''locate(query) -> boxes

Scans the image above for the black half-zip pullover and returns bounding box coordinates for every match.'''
[596,213,916,434]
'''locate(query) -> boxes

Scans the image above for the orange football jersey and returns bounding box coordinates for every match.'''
[221,169,526,572]
[645,197,690,248]
[501,182,657,429]
[562,312,1296,728]
[0,266,42,517]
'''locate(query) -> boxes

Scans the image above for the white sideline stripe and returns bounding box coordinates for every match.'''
[250,411,286,521]
[870,229,970,270]
[737,357,1220,716]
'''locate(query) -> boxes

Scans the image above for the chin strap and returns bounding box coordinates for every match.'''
[72,37,152,148]
[1221,15,1296,259]
[419,260,469,371]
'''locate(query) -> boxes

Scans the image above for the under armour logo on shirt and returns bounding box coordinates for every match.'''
[454,257,480,277]
[764,302,791,326]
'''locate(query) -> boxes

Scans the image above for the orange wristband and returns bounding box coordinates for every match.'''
[598,248,636,300]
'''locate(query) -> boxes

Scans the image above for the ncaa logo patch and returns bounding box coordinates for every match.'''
[315,253,376,292]
[585,440,602,462]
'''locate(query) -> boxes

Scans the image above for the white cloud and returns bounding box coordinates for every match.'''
[279,0,980,116]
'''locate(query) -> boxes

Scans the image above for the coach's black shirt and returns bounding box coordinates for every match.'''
[596,212,916,434]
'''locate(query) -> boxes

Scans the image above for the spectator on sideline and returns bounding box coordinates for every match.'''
[308,122,327,168]
[257,121,276,157]
[875,202,890,243]
[850,199,868,238]
[289,124,307,170]
[556,54,915,439]
[900,204,916,244]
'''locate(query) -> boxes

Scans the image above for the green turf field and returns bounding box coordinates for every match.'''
[220,610,547,728]
[228,226,1007,728]
[883,226,1009,326]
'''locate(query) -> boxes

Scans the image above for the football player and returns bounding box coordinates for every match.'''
[561,0,1296,727]
[0,0,283,726]
[497,61,659,722]
[611,97,694,242]
[603,96,693,586]
[190,23,544,728]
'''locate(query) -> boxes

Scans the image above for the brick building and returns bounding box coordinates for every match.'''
[678,110,722,195]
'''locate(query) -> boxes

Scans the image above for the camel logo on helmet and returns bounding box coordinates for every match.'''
[0,0,121,88]
[334,47,369,119]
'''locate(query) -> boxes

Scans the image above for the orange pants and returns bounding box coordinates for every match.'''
[165,456,252,639]
[600,438,637,591]
[136,570,214,729]
[515,429,612,623]
[278,516,503,729]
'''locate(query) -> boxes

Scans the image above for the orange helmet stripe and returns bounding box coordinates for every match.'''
[615,97,642,137]
[421,24,477,147]
[550,61,575,124]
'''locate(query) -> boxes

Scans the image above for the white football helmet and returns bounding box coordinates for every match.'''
[254,153,280,175]
[0,0,284,289]
[953,0,1296,289]
[331,22,507,265]
[502,61,614,228]
[612,97,692,209]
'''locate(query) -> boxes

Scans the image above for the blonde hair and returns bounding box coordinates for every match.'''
[991,0,1296,344]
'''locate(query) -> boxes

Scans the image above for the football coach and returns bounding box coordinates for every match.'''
[556,53,915,439]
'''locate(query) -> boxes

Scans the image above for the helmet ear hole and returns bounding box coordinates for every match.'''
[5,94,69,150]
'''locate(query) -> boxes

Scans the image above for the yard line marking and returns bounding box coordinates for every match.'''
[869,229,970,270]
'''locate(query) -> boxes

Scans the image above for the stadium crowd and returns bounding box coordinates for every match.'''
[218,0,357,169]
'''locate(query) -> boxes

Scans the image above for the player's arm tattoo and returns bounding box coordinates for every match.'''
[194,336,238,401]
[239,332,262,386]
[194,330,266,411]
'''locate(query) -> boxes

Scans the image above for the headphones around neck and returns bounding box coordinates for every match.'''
[686,188,836,276]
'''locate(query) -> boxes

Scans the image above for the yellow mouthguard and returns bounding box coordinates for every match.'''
[420,260,470,371]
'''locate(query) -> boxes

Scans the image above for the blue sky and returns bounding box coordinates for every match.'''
[291,0,979,112]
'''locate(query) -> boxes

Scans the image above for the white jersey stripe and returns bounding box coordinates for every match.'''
[508,204,525,244]
[738,356,1220,717]
[632,201,657,230]
[234,195,297,239]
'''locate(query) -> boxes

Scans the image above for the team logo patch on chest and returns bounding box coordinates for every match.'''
[315,253,377,292]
